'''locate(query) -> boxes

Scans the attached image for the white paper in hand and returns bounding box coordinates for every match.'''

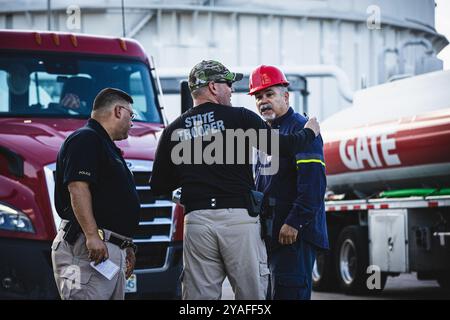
[90,259,120,280]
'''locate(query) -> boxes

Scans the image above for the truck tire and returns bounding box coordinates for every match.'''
[335,226,386,294]
[312,251,338,292]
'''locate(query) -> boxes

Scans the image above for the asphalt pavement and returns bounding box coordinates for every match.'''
[221,273,450,300]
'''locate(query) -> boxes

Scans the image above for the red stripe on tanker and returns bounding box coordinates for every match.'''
[323,107,450,193]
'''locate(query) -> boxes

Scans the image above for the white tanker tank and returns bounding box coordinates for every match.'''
[322,70,450,196]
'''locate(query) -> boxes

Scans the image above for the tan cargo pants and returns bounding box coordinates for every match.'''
[182,208,269,300]
[51,226,127,300]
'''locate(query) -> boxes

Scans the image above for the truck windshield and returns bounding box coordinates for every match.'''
[0,53,162,123]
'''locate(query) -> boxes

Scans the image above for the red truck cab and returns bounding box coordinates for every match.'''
[0,30,183,299]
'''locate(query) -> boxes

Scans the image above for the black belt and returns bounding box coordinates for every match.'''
[62,221,137,253]
[184,196,247,214]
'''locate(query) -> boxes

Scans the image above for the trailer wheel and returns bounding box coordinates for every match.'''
[335,226,386,294]
[312,251,338,292]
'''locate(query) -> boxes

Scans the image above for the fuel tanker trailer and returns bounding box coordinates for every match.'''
[312,70,450,294]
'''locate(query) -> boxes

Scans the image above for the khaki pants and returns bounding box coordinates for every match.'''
[51,227,127,300]
[182,208,269,300]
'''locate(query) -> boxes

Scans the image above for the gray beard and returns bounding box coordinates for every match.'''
[262,113,276,123]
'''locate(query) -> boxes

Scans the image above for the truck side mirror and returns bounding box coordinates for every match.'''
[180,80,193,114]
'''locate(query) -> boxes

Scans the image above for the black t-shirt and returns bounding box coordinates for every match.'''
[54,119,140,237]
[150,102,315,205]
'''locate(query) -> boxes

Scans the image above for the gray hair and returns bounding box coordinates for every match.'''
[275,85,288,94]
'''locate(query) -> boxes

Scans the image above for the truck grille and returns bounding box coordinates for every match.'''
[128,160,175,271]
[45,159,175,272]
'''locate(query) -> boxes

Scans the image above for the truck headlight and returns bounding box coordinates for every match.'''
[0,203,35,233]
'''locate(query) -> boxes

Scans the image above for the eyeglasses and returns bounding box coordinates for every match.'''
[215,80,233,88]
[118,105,136,120]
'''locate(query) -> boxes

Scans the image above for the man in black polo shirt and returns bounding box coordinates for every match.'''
[150,60,320,300]
[51,88,140,300]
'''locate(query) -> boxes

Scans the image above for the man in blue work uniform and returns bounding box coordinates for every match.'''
[250,65,329,300]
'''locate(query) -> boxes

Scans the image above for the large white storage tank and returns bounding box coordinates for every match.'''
[0,0,447,121]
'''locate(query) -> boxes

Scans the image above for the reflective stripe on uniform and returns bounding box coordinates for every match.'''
[296,159,326,167]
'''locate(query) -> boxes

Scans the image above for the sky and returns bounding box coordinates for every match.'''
[435,0,450,69]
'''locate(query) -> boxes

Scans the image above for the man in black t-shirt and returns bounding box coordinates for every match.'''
[150,60,320,300]
[52,88,139,300]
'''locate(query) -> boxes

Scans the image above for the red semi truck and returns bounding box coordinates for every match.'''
[0,30,183,299]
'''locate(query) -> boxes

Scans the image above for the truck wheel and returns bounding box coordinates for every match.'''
[312,251,338,292]
[335,226,386,294]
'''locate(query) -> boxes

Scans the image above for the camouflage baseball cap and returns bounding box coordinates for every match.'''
[188,60,243,91]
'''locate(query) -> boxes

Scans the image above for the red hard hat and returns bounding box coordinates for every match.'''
[248,65,289,95]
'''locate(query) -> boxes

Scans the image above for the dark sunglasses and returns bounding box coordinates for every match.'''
[215,80,233,88]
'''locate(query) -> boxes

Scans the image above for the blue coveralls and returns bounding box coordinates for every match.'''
[256,107,329,300]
